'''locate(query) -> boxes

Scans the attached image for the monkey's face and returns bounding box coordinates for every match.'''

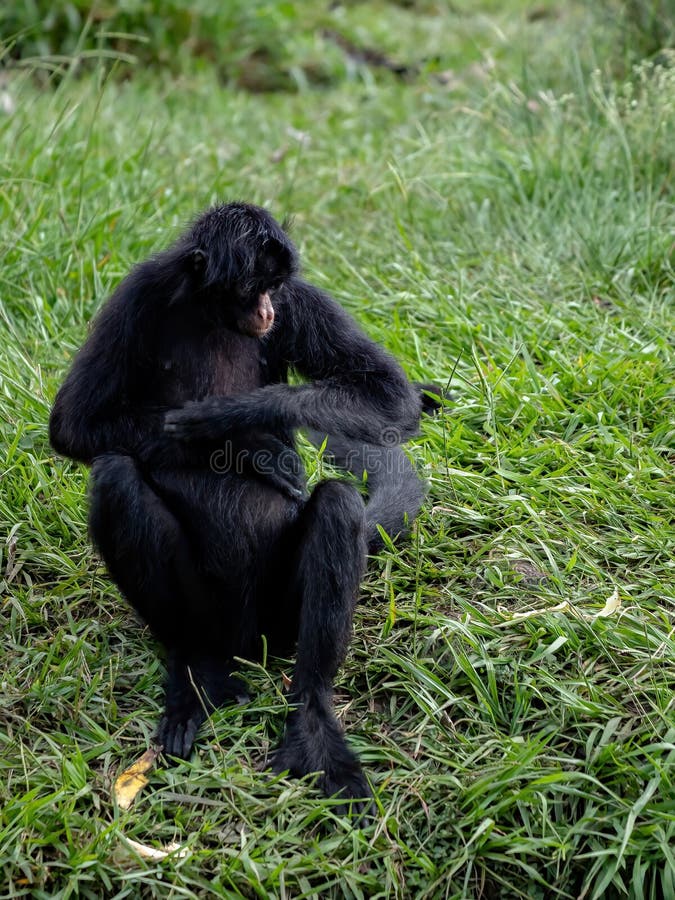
[230,241,294,338]
[188,202,298,337]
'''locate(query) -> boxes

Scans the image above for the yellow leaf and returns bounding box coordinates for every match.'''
[114,747,160,810]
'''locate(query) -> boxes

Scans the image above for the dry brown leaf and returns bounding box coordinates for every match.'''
[114,747,160,810]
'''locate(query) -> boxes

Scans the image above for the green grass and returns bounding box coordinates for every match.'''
[1,2,674,898]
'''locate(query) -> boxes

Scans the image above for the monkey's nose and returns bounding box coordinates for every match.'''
[257,293,275,328]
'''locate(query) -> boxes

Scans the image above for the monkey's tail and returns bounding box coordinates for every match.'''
[306,382,445,552]
[306,433,427,553]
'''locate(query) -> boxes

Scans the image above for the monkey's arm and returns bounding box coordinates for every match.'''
[164,279,422,446]
[49,274,204,466]
[49,292,159,464]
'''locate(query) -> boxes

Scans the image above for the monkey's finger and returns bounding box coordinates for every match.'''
[157,716,184,759]
[261,471,308,501]
[182,718,200,758]
[163,411,199,438]
[163,409,187,428]
[416,382,454,416]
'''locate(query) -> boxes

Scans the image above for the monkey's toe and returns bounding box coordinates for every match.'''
[321,769,374,822]
[156,708,205,760]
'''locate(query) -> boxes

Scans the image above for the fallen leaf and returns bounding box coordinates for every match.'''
[511,559,549,584]
[594,587,621,618]
[496,600,569,626]
[114,747,160,810]
[511,599,569,619]
[123,837,188,861]
[270,144,289,163]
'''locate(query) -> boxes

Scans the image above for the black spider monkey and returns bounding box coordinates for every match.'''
[50,202,440,812]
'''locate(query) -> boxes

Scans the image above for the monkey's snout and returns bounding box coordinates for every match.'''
[257,293,274,325]
[252,292,275,335]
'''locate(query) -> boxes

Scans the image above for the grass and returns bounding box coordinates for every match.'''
[1,1,674,898]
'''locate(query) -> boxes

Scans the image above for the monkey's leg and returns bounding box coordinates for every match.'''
[89,453,244,759]
[270,480,371,813]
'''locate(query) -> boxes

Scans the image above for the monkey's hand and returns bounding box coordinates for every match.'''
[164,398,245,441]
[415,382,452,416]
[165,403,307,500]
[231,432,308,501]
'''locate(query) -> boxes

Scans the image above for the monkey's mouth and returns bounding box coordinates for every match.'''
[238,318,275,339]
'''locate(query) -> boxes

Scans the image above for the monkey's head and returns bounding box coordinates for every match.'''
[183,202,298,338]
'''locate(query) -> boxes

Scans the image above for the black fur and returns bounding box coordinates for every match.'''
[50,202,434,814]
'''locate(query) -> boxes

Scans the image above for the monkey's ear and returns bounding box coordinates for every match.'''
[166,248,206,305]
[191,248,207,274]
[263,236,297,276]
[263,237,285,261]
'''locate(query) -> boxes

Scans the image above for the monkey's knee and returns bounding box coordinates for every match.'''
[88,452,174,567]
[89,453,141,533]
[90,452,140,496]
[310,480,364,517]
[307,480,366,539]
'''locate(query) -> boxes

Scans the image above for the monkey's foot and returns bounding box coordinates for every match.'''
[157,656,248,760]
[156,702,207,759]
[271,705,373,819]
